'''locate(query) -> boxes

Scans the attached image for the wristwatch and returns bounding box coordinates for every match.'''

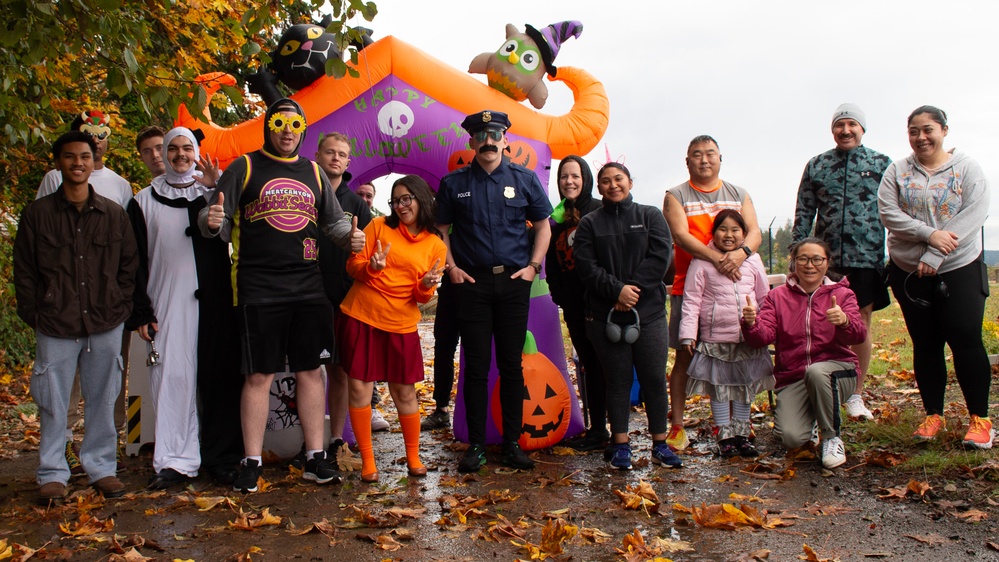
[529,261,542,274]
[741,245,752,257]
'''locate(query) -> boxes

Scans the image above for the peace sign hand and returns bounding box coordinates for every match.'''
[422,259,444,288]
[370,240,391,271]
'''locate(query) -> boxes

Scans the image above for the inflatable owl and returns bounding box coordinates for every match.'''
[469,21,582,110]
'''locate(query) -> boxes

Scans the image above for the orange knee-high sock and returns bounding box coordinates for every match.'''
[349,405,376,476]
[399,412,424,470]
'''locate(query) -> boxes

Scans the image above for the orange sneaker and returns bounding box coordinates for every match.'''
[913,414,945,441]
[963,415,994,449]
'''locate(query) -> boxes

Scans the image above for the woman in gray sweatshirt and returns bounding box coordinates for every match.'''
[878,105,993,449]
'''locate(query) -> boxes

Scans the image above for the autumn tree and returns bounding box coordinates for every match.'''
[0,0,376,369]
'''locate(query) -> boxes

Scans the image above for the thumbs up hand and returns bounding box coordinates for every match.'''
[349,216,365,252]
[825,295,846,327]
[742,294,757,326]
[207,192,225,230]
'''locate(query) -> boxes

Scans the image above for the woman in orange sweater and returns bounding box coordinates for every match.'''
[340,175,446,482]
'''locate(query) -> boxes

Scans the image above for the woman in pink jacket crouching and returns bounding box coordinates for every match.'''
[742,237,867,470]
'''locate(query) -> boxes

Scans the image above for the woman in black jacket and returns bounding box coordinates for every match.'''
[546,156,607,451]
[573,162,680,470]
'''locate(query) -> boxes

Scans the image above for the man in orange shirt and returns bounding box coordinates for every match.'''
[662,135,762,450]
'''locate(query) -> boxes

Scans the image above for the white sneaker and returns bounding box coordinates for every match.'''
[821,436,846,469]
[371,408,390,432]
[844,394,874,420]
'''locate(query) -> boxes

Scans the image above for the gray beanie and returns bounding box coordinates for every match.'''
[832,103,866,131]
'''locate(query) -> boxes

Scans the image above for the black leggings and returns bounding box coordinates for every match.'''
[887,257,991,417]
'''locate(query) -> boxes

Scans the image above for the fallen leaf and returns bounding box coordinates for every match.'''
[877,486,908,499]
[385,507,425,519]
[906,479,931,497]
[578,526,613,544]
[357,533,402,551]
[107,548,152,562]
[228,508,282,530]
[538,518,577,556]
[799,543,837,561]
[904,533,948,545]
[59,514,115,536]
[865,450,906,468]
[194,496,238,512]
[951,508,988,522]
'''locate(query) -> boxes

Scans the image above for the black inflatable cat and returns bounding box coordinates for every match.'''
[247,15,373,106]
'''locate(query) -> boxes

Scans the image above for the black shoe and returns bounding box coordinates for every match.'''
[303,452,341,485]
[328,437,347,460]
[566,430,610,452]
[233,459,262,493]
[603,443,616,462]
[458,444,487,473]
[147,468,192,490]
[421,409,451,431]
[718,438,740,458]
[736,436,759,458]
[208,465,239,486]
[501,442,535,470]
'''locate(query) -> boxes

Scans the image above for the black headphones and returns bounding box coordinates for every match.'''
[606,308,641,344]
[904,270,949,309]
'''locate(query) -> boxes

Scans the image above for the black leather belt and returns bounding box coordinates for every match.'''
[465,265,515,275]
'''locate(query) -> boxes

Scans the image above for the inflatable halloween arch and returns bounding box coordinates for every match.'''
[175,34,610,451]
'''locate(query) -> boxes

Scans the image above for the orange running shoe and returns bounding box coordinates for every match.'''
[913,414,945,441]
[963,415,994,449]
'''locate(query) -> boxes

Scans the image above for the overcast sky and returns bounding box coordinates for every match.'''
[349,0,999,247]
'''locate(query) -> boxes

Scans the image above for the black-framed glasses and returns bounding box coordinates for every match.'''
[473,129,504,142]
[794,256,828,266]
[388,194,414,208]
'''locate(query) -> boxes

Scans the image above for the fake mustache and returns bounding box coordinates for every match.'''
[478,145,499,154]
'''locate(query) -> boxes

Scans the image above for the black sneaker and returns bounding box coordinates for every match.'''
[233,459,262,493]
[736,436,759,458]
[566,430,610,452]
[303,452,341,485]
[501,442,535,470]
[146,468,192,490]
[718,438,740,458]
[326,438,346,460]
[458,444,487,473]
[421,409,451,431]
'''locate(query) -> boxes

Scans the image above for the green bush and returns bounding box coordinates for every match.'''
[0,224,36,370]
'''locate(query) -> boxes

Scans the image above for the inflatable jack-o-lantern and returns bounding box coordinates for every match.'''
[447,149,476,172]
[506,140,538,168]
[490,330,572,450]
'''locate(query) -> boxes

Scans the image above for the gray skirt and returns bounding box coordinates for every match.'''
[685,341,775,403]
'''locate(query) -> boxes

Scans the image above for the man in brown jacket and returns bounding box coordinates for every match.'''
[14,131,138,501]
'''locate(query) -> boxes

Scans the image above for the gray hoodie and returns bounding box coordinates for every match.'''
[878,150,989,273]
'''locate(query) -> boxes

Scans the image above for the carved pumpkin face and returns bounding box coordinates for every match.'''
[490,331,571,450]
[506,140,538,168]
[447,149,476,171]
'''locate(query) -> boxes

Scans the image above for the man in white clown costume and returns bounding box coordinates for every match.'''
[127,128,244,488]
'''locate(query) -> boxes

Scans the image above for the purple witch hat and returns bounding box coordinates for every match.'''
[524,20,583,78]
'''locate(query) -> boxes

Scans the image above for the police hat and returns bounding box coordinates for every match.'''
[461,110,511,134]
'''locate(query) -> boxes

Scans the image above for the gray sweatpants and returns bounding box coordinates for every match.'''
[774,360,856,448]
[32,326,124,485]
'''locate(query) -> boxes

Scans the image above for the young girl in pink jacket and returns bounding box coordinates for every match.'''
[680,210,774,458]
